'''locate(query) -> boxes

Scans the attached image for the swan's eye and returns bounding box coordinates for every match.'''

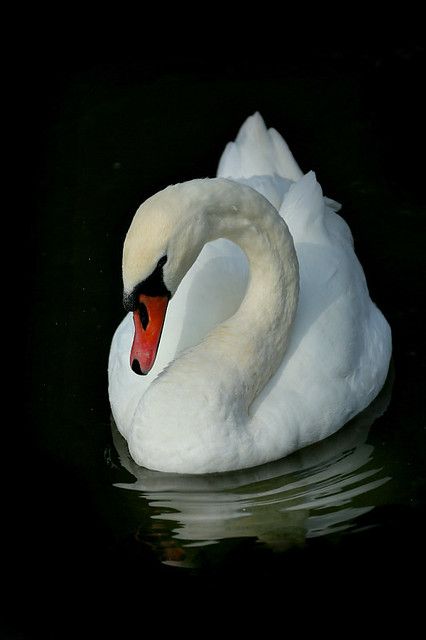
[157,255,167,269]
[138,301,149,330]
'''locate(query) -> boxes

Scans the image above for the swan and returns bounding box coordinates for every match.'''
[108,112,391,474]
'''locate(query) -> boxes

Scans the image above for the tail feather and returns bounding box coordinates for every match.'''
[217,112,303,182]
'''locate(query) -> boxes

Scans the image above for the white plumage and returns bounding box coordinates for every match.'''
[108,112,391,474]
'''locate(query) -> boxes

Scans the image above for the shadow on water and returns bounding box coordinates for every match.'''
[108,368,394,568]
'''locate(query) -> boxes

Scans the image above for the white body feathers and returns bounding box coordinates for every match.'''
[108,113,391,474]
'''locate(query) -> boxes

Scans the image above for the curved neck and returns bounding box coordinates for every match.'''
[169,178,299,409]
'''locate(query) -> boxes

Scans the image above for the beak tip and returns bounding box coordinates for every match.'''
[131,359,144,375]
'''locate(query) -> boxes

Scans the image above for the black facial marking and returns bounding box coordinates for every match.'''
[157,255,167,269]
[123,255,170,312]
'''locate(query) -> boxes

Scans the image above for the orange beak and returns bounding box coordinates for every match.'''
[130,294,169,375]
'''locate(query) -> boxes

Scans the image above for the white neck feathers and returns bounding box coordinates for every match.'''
[158,178,299,409]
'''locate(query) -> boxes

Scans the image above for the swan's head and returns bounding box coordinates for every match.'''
[122,181,211,375]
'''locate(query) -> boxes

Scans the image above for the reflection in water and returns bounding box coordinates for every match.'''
[110,374,393,567]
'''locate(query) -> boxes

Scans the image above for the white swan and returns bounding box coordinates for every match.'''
[108,112,391,474]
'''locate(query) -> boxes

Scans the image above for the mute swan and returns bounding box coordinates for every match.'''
[108,112,391,474]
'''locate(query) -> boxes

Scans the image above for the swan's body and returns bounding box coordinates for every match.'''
[108,113,391,474]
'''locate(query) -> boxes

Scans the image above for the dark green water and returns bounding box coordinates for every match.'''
[7,49,425,636]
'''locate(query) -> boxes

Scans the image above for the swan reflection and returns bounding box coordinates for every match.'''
[110,374,392,567]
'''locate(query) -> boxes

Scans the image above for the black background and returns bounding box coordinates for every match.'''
[5,22,426,638]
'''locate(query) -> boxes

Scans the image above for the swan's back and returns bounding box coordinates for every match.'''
[192,113,390,448]
[217,115,391,451]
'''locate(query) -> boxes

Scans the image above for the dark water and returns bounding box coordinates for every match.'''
[7,48,426,636]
